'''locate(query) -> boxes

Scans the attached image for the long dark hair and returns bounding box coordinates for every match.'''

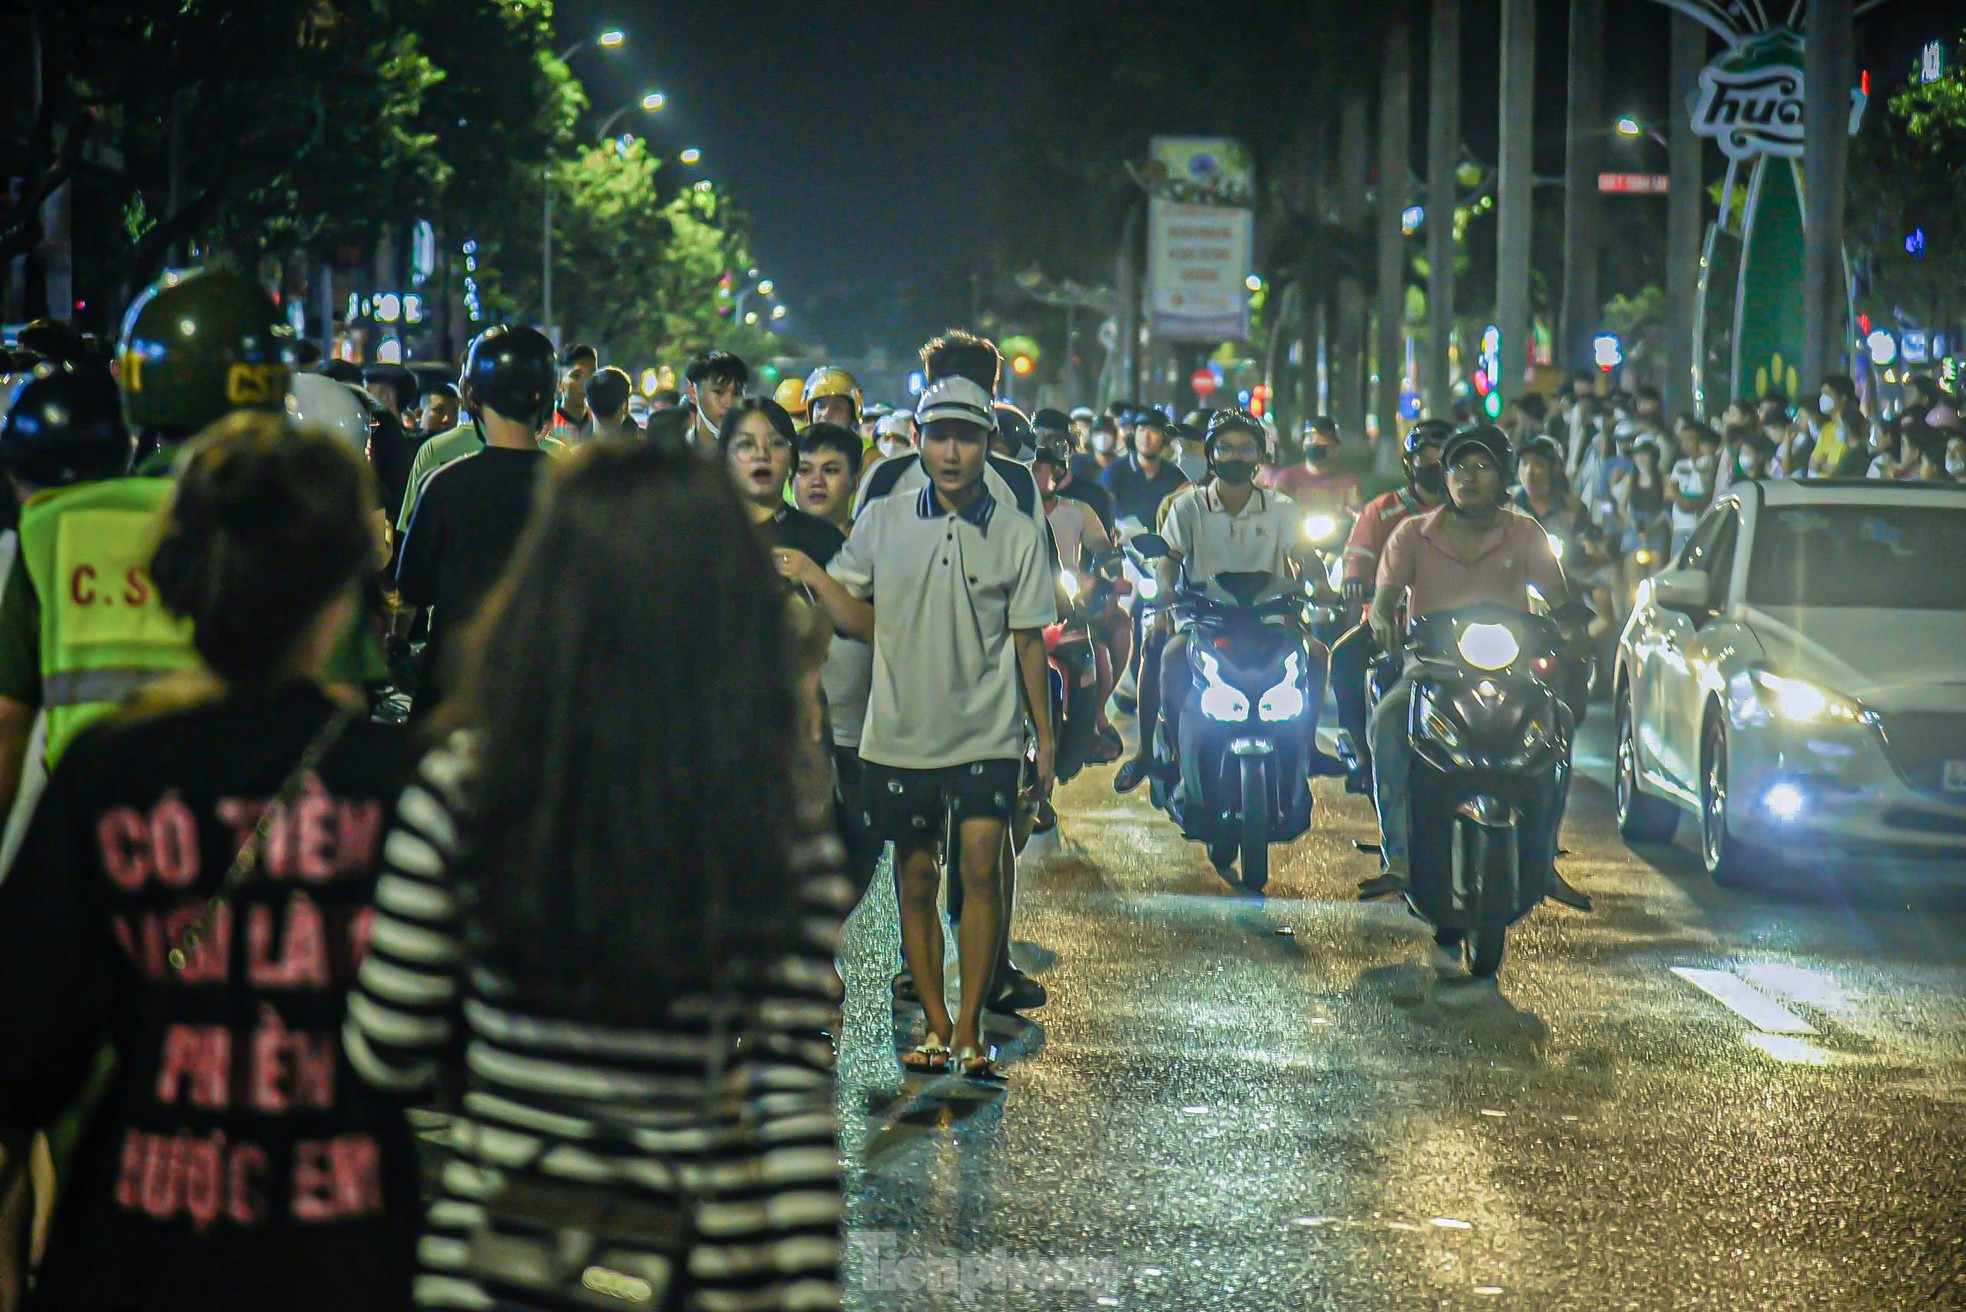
[448,439,798,1020]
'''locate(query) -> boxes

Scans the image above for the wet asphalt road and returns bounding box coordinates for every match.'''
[833,713,1966,1312]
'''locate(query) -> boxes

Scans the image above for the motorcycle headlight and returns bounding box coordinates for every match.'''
[1257,651,1307,723]
[1457,623,1521,671]
[1303,512,1338,542]
[1197,648,1250,722]
[1547,531,1565,562]
[1059,569,1080,602]
[1137,577,1160,602]
[1748,670,1863,724]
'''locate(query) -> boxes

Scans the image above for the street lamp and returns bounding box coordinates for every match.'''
[546,26,626,335]
[771,304,788,321]
[557,27,625,61]
[679,148,702,166]
[597,91,667,138]
[1614,115,1669,149]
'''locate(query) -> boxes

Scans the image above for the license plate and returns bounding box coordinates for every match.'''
[1945,760,1966,793]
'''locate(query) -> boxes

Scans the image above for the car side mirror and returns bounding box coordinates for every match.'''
[1132,532,1171,560]
[1650,567,1711,613]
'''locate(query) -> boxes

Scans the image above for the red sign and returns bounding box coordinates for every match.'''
[1599,172,1670,194]
[1191,368,1218,398]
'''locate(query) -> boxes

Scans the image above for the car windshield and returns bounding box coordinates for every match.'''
[1747,503,1966,610]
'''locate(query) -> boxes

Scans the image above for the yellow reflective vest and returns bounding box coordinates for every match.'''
[16,477,196,765]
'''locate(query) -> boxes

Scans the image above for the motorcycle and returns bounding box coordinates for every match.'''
[1046,548,1125,786]
[1368,603,1571,977]
[1297,507,1356,646]
[1134,534,1328,893]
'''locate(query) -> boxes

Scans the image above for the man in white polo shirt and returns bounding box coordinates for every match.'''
[1117,409,1326,797]
[777,375,1055,1083]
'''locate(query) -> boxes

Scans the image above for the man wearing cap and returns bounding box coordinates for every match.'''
[1034,408,1116,536]
[1098,409,1189,533]
[1069,406,1096,448]
[776,374,1055,1082]
[872,410,915,462]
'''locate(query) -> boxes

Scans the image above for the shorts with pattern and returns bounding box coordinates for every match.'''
[863,758,1022,846]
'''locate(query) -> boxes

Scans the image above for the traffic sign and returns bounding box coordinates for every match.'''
[1191,368,1218,398]
[1599,173,1670,194]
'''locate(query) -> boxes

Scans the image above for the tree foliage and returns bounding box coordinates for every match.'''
[1848,27,1966,328]
[511,140,775,367]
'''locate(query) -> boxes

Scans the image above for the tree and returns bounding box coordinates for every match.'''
[493,139,776,368]
[1848,28,1966,330]
[1,0,576,315]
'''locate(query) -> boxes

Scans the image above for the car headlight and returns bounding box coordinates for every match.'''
[1457,622,1520,671]
[1303,512,1338,542]
[1137,577,1160,601]
[1749,670,1863,724]
[1059,569,1079,602]
[1257,651,1307,723]
[1197,648,1250,722]
[1547,531,1565,562]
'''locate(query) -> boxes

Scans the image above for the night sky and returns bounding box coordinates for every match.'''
[557,0,1959,354]
[561,0,1103,349]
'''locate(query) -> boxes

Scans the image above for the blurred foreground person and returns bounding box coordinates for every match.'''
[347,439,848,1311]
[0,414,418,1312]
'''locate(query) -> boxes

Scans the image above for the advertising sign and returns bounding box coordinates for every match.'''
[1146,137,1255,343]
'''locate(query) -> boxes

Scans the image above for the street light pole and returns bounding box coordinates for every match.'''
[1664,13,1707,418]
[1495,0,1537,402]
[1561,0,1604,380]
[1802,0,1854,396]
[542,29,625,340]
[1425,0,1461,420]
[1374,3,1412,449]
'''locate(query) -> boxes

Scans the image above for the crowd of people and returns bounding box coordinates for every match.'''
[0,266,1959,1312]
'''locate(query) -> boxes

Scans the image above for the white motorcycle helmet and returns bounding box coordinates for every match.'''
[287,372,375,452]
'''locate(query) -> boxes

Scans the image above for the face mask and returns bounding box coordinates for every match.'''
[1949,456,1966,476]
[1819,394,1835,415]
[1308,445,1339,464]
[1737,453,1758,476]
[1212,460,1257,487]
[1413,463,1447,497]
[878,438,909,459]
[1092,433,1115,453]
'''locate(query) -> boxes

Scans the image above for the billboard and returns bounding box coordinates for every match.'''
[1145,137,1255,343]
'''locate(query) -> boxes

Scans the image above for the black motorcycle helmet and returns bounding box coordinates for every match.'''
[1,363,135,488]
[1402,418,1453,495]
[462,325,557,429]
[1516,433,1566,479]
[994,401,1036,458]
[1200,407,1263,453]
[1440,424,1517,484]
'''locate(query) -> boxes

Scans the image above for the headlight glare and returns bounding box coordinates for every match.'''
[1303,512,1338,542]
[1197,649,1250,722]
[1457,622,1521,671]
[1137,577,1160,601]
[1750,670,1861,724]
[1257,651,1307,722]
[1547,531,1565,561]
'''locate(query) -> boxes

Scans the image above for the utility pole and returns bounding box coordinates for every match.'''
[1664,12,1706,418]
[1113,198,1142,405]
[1376,4,1413,447]
[1332,94,1372,437]
[542,171,555,341]
[1560,0,1603,379]
[1425,0,1460,420]
[1495,0,1536,402]
[1802,0,1853,394]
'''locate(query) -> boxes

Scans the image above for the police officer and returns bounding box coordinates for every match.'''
[0,269,383,820]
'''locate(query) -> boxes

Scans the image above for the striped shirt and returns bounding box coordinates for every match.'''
[344,734,850,1311]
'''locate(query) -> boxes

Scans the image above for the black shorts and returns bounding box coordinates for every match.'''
[863,758,1022,846]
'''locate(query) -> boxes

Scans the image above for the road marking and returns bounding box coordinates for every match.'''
[1431,1217,1474,1230]
[1671,966,1818,1034]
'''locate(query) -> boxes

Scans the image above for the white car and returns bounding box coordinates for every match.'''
[1613,478,1966,884]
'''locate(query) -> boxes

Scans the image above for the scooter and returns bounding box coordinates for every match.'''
[1368,604,1571,977]
[1135,534,1329,893]
[1046,548,1125,785]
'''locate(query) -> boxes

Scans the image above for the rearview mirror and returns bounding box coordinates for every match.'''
[1132,532,1171,560]
[1650,567,1711,613]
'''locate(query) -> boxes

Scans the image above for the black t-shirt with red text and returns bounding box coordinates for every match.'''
[0,683,418,1312]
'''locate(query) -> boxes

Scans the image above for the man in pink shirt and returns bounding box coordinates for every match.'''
[1360,425,1590,909]
[1269,415,1363,516]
